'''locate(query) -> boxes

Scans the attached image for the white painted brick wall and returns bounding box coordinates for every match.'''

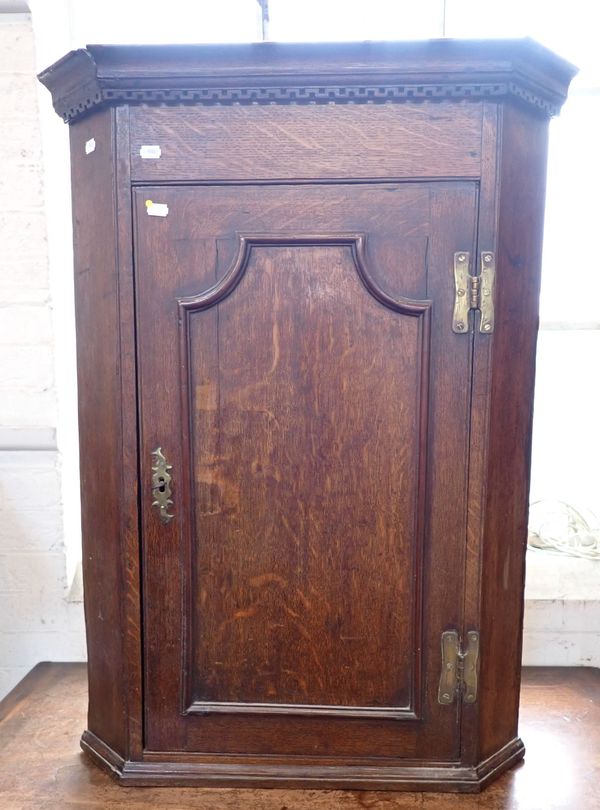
[523,553,600,667]
[2,302,53,345]
[0,258,50,304]
[0,14,85,701]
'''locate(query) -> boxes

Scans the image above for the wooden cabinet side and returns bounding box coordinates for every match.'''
[69,106,137,759]
[475,102,550,762]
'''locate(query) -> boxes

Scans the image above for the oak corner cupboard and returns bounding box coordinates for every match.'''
[38,39,575,791]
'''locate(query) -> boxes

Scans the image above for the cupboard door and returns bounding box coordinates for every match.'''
[135,182,476,761]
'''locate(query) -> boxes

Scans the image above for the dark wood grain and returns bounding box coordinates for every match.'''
[129,103,482,181]
[39,40,576,791]
[69,108,128,759]
[180,234,429,716]
[476,102,551,761]
[460,100,501,767]
[184,232,428,715]
[1,664,599,807]
[114,105,144,760]
[134,181,476,764]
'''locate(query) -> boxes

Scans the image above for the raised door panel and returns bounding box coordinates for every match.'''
[135,182,476,761]
[183,234,427,717]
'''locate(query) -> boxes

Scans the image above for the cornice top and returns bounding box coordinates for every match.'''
[38,38,577,123]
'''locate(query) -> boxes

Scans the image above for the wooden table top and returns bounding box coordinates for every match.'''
[0,663,599,809]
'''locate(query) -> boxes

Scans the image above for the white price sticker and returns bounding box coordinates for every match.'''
[145,200,169,217]
[140,144,162,159]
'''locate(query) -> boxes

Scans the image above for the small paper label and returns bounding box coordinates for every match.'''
[140,144,162,159]
[145,200,169,217]
[85,138,96,155]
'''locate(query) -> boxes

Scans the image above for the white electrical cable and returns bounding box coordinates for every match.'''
[528,500,600,560]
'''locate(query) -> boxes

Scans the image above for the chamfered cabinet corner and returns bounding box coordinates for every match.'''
[38,38,576,791]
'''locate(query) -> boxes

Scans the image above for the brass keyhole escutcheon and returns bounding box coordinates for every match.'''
[151,447,174,524]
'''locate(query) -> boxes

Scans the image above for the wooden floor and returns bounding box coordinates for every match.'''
[0,664,599,809]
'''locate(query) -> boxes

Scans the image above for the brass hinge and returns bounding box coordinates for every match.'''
[438,630,480,705]
[452,251,495,334]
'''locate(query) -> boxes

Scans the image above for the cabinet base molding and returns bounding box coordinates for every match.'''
[80,730,525,792]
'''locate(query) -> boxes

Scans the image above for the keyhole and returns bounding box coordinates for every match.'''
[157,476,166,493]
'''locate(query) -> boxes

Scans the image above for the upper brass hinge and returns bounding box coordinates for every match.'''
[438,630,480,705]
[452,251,495,334]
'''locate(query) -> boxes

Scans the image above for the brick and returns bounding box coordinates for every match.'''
[0,552,66,593]
[0,285,49,305]
[0,450,59,473]
[524,598,600,633]
[0,591,70,631]
[0,344,54,388]
[0,426,56,448]
[0,259,50,306]
[0,448,58,468]
[0,627,86,668]
[0,211,47,256]
[0,388,57,425]
[0,467,61,509]
[0,22,36,74]
[523,629,600,667]
[0,135,43,168]
[0,162,44,210]
[0,75,40,120]
[0,508,63,553]
[0,118,41,153]
[0,303,53,345]
[0,589,86,637]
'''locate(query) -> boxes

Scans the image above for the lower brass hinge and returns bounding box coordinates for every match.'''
[452,251,495,334]
[438,630,480,705]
